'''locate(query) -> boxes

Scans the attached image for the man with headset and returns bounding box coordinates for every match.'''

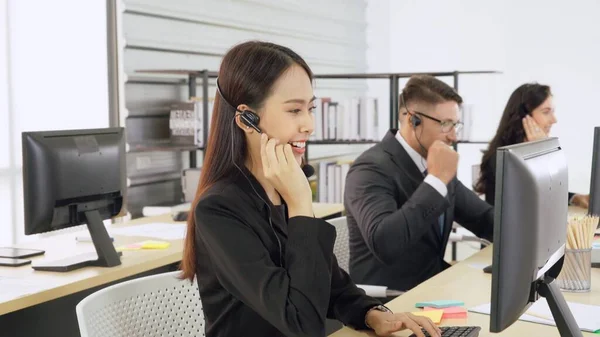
[344,75,494,293]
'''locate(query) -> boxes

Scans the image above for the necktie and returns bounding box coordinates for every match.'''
[424,169,445,236]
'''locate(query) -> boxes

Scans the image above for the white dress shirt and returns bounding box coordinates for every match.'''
[395,130,448,197]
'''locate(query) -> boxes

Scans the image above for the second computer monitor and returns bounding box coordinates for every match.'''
[589,126,600,222]
[22,127,126,272]
[490,137,574,333]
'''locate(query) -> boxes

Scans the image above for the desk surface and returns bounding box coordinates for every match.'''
[331,207,599,337]
[0,202,343,316]
[313,202,344,218]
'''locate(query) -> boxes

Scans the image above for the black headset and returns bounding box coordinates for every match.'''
[410,113,422,128]
[401,91,429,161]
[239,110,262,134]
[402,92,422,128]
[215,80,263,134]
[216,78,284,268]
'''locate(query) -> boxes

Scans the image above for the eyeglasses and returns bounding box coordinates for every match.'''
[410,110,464,134]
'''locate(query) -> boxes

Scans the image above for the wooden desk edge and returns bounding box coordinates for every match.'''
[0,203,344,316]
[0,251,182,316]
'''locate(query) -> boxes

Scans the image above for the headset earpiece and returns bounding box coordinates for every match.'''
[410,114,422,128]
[217,77,263,134]
[239,110,262,134]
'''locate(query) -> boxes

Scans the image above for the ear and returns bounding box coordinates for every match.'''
[237,104,252,113]
[398,108,409,126]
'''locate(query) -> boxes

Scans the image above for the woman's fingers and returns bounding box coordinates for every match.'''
[523,117,533,141]
[265,137,280,175]
[275,143,288,167]
[260,133,270,173]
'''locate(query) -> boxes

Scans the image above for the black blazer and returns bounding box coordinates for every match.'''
[481,152,574,206]
[193,167,381,337]
[344,130,494,292]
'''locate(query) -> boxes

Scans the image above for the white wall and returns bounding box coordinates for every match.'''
[380,0,600,193]
[0,0,109,245]
[366,0,391,140]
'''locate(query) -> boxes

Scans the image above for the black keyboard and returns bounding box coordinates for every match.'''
[410,326,481,337]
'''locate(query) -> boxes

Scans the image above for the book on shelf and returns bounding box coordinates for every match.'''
[311,97,379,142]
[315,159,352,203]
[168,98,214,147]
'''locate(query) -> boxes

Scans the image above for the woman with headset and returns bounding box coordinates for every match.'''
[180,41,441,337]
[474,83,589,208]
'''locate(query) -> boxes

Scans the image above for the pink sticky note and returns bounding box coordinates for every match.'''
[424,306,467,319]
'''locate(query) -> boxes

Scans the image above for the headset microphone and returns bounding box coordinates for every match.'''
[302,163,315,178]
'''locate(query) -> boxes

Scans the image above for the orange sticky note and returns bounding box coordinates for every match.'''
[411,309,444,324]
[424,306,467,319]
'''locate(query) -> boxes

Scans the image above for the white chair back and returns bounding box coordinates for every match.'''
[76,271,205,337]
[328,216,350,272]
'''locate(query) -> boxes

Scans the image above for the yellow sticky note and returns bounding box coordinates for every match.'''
[140,240,170,249]
[411,309,444,324]
[117,240,170,251]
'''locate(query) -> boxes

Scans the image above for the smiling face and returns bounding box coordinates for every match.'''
[240,63,315,166]
[530,95,557,135]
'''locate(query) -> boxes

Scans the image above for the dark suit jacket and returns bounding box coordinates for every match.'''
[482,152,574,206]
[344,129,495,292]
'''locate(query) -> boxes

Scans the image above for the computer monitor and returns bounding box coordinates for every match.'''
[589,126,600,223]
[22,127,126,272]
[490,137,582,337]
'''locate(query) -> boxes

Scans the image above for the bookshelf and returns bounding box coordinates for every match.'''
[308,71,498,202]
[135,69,499,164]
[135,69,219,169]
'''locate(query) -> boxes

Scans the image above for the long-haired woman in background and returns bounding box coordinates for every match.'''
[179,41,441,337]
[475,83,589,208]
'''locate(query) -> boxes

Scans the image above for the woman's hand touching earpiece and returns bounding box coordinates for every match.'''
[260,133,313,218]
[523,115,547,142]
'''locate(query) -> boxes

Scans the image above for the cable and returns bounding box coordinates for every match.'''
[230,114,284,268]
[216,78,283,267]
[416,125,428,171]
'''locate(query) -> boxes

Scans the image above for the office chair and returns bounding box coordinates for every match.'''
[76,271,205,337]
[458,164,492,246]
[449,226,491,247]
[327,216,403,298]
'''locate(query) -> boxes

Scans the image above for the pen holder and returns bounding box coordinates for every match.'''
[556,248,592,292]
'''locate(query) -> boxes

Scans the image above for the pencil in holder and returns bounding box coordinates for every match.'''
[556,248,592,292]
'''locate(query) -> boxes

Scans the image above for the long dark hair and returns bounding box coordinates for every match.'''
[474,83,552,195]
[180,41,313,281]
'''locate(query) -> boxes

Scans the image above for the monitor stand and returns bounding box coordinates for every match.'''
[32,210,122,272]
[537,275,583,337]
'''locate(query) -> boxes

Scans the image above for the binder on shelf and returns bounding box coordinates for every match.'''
[168,98,214,147]
[182,167,202,203]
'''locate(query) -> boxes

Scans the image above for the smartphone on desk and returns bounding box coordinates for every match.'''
[0,257,32,267]
[0,247,45,259]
